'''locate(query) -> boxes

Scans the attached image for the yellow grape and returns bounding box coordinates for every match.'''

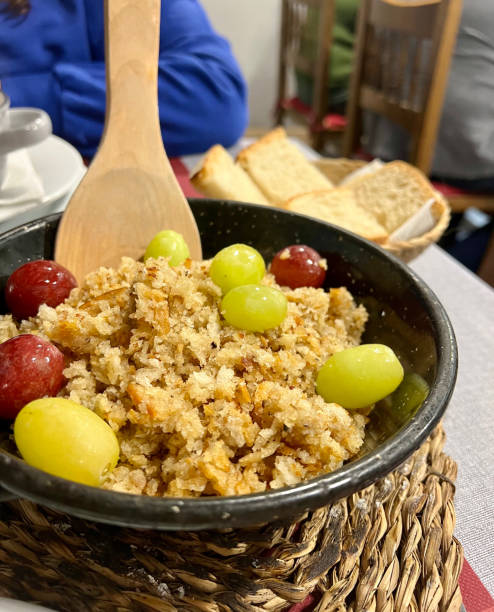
[14,398,120,486]
[209,244,265,293]
[316,344,404,410]
[221,284,287,332]
[144,230,190,266]
[391,372,429,422]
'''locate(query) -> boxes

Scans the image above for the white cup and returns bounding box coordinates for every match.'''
[0,90,52,189]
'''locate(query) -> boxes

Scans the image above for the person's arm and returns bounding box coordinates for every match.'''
[2,0,248,158]
[2,62,106,158]
[155,0,248,156]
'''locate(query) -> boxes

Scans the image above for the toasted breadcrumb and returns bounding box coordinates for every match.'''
[1,256,368,497]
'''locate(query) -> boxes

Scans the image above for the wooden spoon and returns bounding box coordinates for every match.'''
[55,0,202,281]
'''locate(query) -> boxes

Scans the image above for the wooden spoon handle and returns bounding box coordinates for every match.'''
[103,0,162,152]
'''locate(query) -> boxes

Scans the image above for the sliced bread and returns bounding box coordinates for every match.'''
[236,127,333,204]
[347,161,437,233]
[313,158,368,186]
[190,145,269,205]
[283,189,389,243]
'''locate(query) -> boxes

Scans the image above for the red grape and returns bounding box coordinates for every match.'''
[270,245,326,289]
[5,260,77,320]
[0,334,65,420]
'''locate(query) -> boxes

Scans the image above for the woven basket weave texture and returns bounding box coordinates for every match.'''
[0,425,463,611]
[312,159,451,263]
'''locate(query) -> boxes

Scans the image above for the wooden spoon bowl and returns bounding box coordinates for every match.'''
[55,0,202,281]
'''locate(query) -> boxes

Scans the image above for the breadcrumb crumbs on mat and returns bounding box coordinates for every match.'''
[1,256,368,497]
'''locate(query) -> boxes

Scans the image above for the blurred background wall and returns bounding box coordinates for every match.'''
[202,0,281,128]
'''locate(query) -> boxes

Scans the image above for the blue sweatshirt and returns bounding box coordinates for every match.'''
[0,0,248,158]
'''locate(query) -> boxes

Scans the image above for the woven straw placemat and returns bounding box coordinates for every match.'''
[0,425,463,611]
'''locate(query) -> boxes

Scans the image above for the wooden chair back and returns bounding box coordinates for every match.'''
[342,0,462,174]
[275,0,336,151]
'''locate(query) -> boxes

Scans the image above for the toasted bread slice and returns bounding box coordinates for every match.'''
[347,161,437,233]
[236,127,333,203]
[284,189,388,243]
[190,145,269,205]
[313,158,368,186]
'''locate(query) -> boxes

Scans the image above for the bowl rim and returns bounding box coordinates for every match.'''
[0,204,458,530]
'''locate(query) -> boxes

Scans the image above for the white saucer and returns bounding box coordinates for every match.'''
[0,135,86,230]
[30,135,85,206]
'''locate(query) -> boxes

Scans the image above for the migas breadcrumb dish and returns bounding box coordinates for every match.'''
[0,202,457,530]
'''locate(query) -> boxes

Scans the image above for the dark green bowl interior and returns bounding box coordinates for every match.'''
[0,200,457,530]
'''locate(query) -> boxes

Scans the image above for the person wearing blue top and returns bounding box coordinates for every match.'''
[0,0,248,158]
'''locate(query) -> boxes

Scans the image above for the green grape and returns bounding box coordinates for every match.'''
[144,230,190,266]
[221,284,287,332]
[209,243,265,293]
[316,344,404,410]
[391,372,429,423]
[14,398,120,487]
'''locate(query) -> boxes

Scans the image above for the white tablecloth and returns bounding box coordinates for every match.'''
[410,245,494,596]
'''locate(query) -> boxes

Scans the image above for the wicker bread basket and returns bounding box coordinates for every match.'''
[313,158,451,263]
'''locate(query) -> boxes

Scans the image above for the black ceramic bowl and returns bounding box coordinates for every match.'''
[0,200,457,530]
